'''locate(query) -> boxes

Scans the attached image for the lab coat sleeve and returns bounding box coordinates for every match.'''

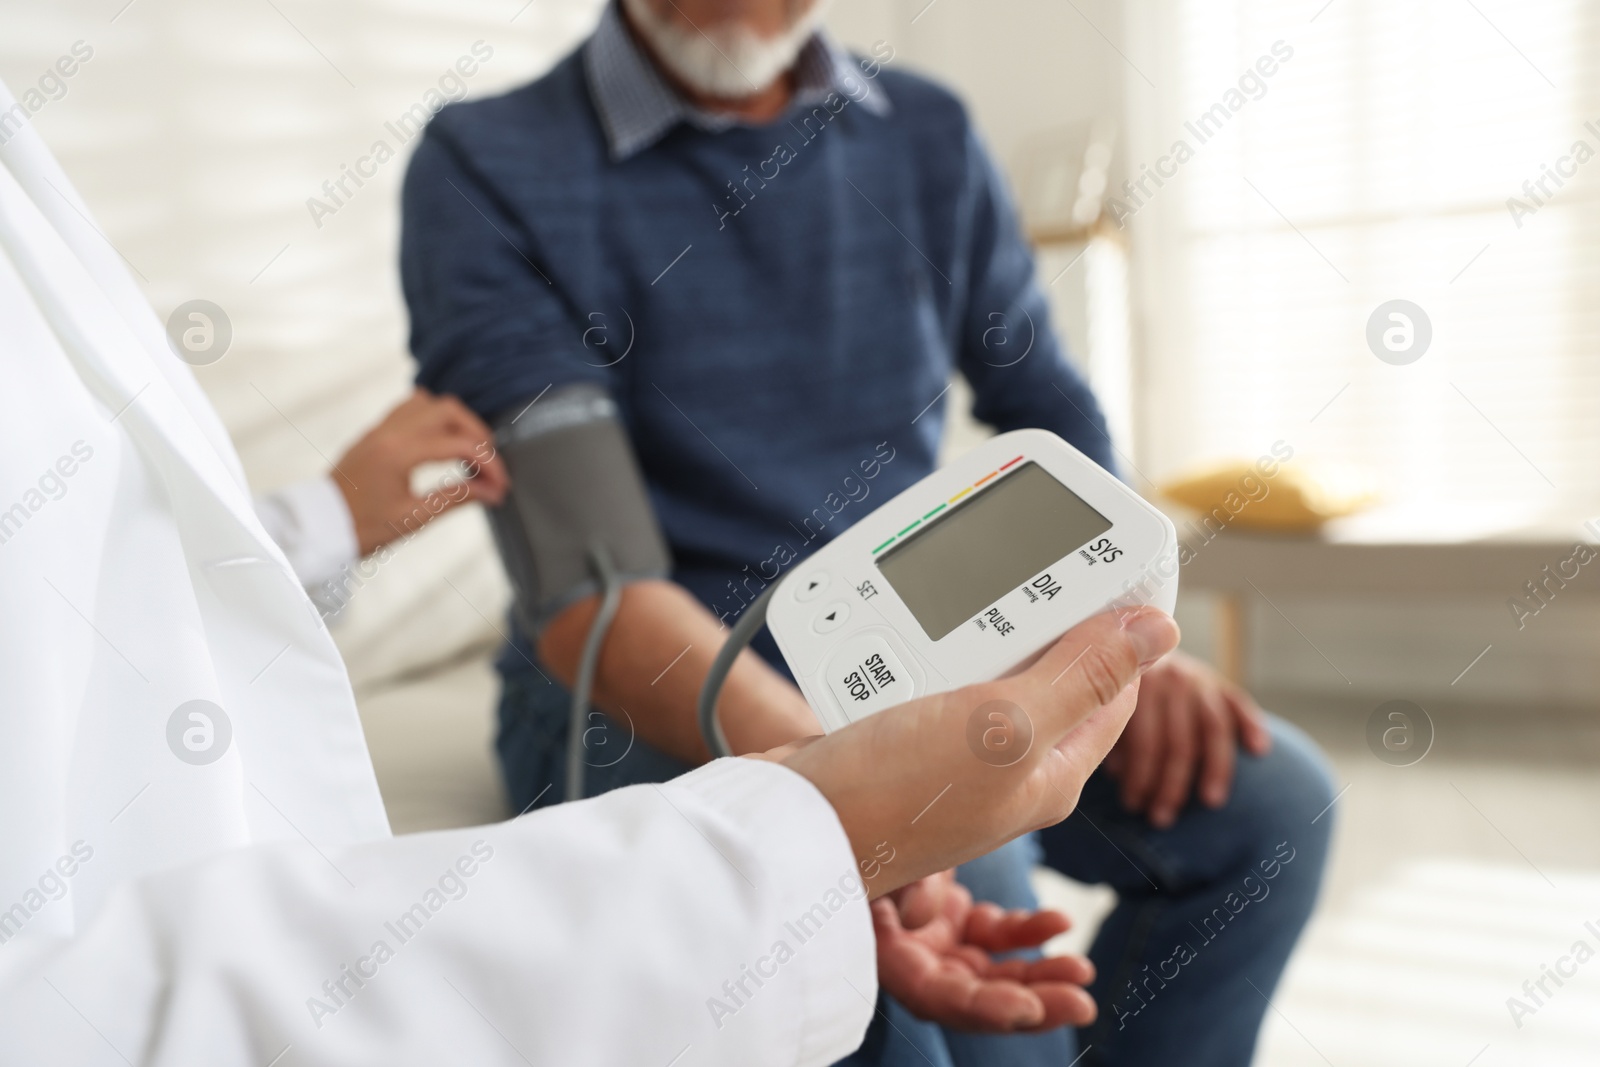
[252,475,362,592]
[952,126,1120,477]
[0,759,876,1067]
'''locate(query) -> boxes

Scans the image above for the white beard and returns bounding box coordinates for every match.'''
[621,0,831,100]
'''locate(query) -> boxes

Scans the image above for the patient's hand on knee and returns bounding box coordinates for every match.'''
[1105,650,1272,828]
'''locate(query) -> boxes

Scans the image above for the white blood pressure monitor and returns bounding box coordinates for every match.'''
[767,430,1179,732]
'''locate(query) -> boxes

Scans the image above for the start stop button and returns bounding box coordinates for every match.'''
[825,633,916,722]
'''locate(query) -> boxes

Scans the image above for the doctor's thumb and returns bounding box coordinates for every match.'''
[1025,608,1179,722]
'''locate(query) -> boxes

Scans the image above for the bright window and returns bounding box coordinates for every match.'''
[1126,0,1599,523]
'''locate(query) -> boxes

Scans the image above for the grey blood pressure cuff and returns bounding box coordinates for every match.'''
[486,384,672,638]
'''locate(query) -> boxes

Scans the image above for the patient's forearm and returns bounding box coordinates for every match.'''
[538,580,821,764]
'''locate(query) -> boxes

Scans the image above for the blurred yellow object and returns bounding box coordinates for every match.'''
[1159,457,1377,532]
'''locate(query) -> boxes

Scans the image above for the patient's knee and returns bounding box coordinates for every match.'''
[1230,717,1337,872]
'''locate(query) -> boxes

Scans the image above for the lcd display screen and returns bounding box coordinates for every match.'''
[876,462,1113,641]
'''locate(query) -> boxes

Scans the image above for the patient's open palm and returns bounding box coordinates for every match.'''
[874,870,1096,1032]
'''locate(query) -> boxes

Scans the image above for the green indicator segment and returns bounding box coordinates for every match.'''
[874,501,954,554]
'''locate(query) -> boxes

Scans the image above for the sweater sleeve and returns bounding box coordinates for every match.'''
[953,126,1119,477]
[400,124,608,421]
[0,759,875,1067]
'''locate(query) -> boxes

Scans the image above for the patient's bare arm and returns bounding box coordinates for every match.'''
[538,579,820,763]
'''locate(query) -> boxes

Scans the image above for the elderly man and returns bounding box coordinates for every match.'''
[400,1,1336,1063]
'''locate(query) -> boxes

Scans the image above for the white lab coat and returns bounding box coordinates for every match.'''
[0,80,874,1066]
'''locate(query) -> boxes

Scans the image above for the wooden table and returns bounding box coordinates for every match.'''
[1174,509,1600,683]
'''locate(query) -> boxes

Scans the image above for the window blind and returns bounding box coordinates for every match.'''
[1125,0,1600,519]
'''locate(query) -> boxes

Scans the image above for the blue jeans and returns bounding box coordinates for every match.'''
[497,670,1336,1066]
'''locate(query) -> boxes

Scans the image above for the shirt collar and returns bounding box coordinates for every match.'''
[584,2,891,162]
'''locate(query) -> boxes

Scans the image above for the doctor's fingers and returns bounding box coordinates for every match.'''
[380,392,500,458]
[389,387,481,432]
[419,393,504,472]
[420,389,495,439]
[413,482,493,524]
[398,430,510,501]
[1039,681,1142,827]
[386,415,499,468]
[1019,608,1178,740]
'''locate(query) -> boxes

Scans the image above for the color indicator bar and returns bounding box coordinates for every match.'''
[871,455,1030,555]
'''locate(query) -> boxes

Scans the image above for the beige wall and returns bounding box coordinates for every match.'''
[827,0,1125,186]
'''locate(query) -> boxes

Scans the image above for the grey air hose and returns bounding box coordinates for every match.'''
[696,582,780,760]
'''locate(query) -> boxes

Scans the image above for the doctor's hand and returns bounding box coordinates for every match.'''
[1103,650,1271,829]
[874,870,1096,1032]
[334,389,509,557]
[778,606,1180,900]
